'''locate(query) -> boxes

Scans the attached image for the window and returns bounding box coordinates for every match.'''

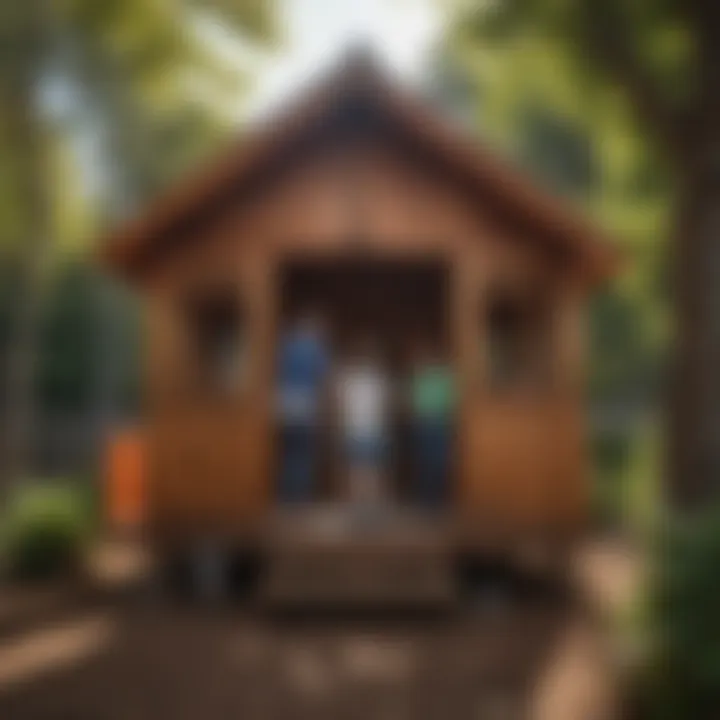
[185,288,246,395]
[485,289,551,389]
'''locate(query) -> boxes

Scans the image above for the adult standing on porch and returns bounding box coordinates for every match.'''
[276,312,329,503]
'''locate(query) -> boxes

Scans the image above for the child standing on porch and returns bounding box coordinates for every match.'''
[334,340,391,509]
[410,343,456,508]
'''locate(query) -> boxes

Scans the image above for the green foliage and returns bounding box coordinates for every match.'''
[52,0,278,215]
[0,259,140,416]
[593,430,632,526]
[590,290,665,407]
[37,262,106,413]
[452,0,696,112]
[515,105,595,197]
[593,423,661,536]
[0,1,277,476]
[191,0,279,45]
[2,481,96,581]
[641,507,720,718]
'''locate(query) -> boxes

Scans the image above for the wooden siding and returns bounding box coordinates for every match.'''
[141,135,588,543]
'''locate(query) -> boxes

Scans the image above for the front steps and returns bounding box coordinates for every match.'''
[260,506,456,608]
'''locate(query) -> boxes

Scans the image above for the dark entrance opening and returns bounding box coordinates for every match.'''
[278,257,451,504]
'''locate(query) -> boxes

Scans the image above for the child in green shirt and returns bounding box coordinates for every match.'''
[410,345,455,507]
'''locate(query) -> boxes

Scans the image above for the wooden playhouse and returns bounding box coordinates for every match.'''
[102,54,616,601]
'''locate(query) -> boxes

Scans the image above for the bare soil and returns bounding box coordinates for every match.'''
[0,541,626,720]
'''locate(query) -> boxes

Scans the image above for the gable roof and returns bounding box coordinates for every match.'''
[100,51,619,284]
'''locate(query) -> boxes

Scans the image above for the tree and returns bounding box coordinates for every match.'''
[0,0,276,490]
[0,3,55,489]
[449,0,715,509]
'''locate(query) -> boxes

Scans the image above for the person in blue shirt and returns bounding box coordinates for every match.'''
[276,312,330,503]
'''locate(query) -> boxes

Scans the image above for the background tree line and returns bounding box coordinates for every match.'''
[0,0,278,481]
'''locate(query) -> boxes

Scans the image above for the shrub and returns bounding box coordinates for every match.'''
[1,482,95,581]
[640,507,720,719]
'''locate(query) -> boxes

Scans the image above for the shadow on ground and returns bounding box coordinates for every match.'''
[0,546,613,720]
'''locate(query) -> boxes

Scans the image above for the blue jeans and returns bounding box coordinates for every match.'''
[344,433,387,469]
[279,423,317,503]
[414,420,452,507]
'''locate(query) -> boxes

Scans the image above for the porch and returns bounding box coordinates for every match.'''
[260,504,455,607]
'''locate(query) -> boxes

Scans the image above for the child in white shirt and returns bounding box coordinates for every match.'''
[334,343,391,507]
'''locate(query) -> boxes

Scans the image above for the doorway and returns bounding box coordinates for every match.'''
[277,256,452,504]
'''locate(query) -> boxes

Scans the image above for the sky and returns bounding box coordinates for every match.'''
[242,0,445,117]
[70,0,446,205]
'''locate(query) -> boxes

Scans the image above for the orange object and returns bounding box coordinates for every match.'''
[106,429,146,530]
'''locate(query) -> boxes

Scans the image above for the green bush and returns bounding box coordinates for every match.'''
[1,482,95,581]
[641,507,720,719]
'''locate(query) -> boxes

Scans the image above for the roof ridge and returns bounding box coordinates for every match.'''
[100,52,619,284]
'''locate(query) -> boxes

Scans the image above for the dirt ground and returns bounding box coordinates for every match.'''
[0,542,628,720]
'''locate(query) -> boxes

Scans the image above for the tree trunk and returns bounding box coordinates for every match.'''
[0,5,52,493]
[669,142,720,508]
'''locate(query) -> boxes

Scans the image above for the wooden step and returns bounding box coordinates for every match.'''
[260,506,457,608]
